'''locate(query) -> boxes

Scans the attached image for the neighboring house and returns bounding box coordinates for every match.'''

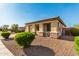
[62,27,72,35]
[18,27,25,32]
[25,16,66,38]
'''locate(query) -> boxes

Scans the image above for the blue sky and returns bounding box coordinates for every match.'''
[0,3,79,27]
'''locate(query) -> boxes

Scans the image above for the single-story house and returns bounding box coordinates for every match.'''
[25,16,67,38]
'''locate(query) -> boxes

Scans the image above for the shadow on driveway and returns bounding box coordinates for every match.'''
[23,45,55,56]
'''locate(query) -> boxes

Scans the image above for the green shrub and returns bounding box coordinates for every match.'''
[14,32,35,47]
[74,36,79,54]
[1,32,10,39]
[70,28,79,36]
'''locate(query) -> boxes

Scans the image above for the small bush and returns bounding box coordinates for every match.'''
[70,28,79,36]
[14,32,35,47]
[74,36,79,54]
[1,32,10,39]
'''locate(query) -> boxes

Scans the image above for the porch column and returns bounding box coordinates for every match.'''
[39,23,43,36]
[50,23,58,38]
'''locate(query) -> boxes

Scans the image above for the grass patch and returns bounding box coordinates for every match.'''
[74,36,79,54]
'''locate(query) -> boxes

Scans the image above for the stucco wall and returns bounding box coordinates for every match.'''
[25,25,29,32]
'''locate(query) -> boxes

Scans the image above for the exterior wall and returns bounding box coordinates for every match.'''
[50,20,66,38]
[31,24,36,34]
[25,24,36,34]
[25,25,29,32]
[38,23,43,36]
[57,22,66,37]
[31,24,35,32]
[50,22,59,38]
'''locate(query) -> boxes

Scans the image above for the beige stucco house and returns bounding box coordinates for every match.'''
[25,16,66,38]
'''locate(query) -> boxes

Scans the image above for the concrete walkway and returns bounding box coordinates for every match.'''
[0,37,13,56]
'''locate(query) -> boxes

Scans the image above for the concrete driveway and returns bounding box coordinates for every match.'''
[31,36,77,56]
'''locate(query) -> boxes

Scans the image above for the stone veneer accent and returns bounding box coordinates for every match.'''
[50,32,59,38]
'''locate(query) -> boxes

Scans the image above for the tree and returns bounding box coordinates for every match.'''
[74,24,79,29]
[69,24,79,36]
[11,24,19,33]
[2,25,9,32]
